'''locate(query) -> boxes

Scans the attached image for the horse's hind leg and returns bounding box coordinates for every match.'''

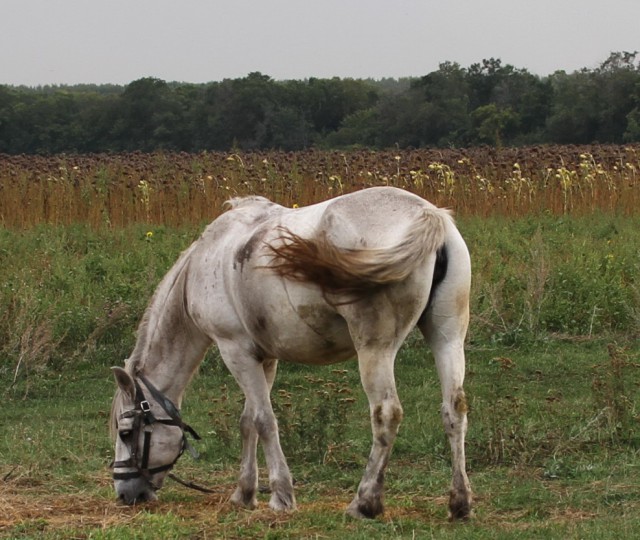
[419,282,472,520]
[346,346,403,519]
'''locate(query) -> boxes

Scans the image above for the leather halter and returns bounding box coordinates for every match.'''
[112,374,201,484]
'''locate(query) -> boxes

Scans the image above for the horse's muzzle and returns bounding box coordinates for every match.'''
[115,477,158,505]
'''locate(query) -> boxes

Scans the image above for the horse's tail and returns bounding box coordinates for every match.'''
[267,207,449,295]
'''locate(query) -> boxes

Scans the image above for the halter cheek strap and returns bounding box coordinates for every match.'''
[111,375,201,482]
[137,375,201,444]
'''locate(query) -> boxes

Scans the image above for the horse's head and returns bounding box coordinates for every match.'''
[110,367,200,504]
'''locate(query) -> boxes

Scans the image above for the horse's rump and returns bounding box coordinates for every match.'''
[267,199,449,296]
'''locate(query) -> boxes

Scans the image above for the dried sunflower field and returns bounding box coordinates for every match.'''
[1,145,639,228]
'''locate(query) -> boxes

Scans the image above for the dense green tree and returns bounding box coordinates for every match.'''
[410,62,471,146]
[0,86,20,152]
[465,58,552,145]
[546,52,639,144]
[109,77,181,151]
[625,106,640,142]
[0,53,638,154]
[198,73,299,149]
[546,69,601,144]
[324,108,380,148]
[595,52,639,142]
[470,104,518,146]
[303,77,378,134]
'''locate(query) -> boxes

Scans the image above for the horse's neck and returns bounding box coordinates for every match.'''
[134,334,208,408]
[131,244,210,407]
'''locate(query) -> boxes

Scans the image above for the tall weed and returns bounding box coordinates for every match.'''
[0,225,199,390]
[273,370,359,466]
[464,214,640,343]
[591,344,640,445]
[1,214,638,391]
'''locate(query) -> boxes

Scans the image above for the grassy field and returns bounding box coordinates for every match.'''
[2,339,639,538]
[1,147,639,538]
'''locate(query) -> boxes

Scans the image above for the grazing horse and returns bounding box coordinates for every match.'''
[110,186,472,519]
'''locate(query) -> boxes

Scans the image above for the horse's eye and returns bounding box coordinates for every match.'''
[119,429,132,440]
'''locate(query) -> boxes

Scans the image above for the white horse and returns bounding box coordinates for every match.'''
[110,186,472,520]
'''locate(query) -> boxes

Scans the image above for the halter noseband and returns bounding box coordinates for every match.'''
[112,374,201,484]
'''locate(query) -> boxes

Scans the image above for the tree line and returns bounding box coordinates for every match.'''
[1,52,639,154]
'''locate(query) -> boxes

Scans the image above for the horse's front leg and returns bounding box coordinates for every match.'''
[257,358,296,511]
[220,345,295,512]
[347,349,402,519]
[230,400,259,509]
[230,358,279,509]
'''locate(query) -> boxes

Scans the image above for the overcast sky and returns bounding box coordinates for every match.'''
[1,0,638,86]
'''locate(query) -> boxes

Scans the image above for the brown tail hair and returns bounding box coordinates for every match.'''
[267,208,448,295]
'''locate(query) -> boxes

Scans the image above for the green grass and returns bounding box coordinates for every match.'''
[1,214,638,376]
[2,339,639,538]
[1,214,639,538]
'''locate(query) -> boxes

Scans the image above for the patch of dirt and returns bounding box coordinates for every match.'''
[3,470,636,536]
[0,475,447,535]
[0,472,231,534]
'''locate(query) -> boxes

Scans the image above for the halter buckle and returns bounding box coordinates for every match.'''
[140,400,151,413]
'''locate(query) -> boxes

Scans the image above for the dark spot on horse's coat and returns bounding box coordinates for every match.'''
[255,414,273,439]
[239,412,254,438]
[377,435,389,447]
[249,311,269,340]
[372,403,403,430]
[256,316,267,331]
[454,389,468,415]
[234,228,267,270]
[391,405,403,425]
[236,487,257,507]
[322,338,337,350]
[252,343,267,363]
[373,405,383,427]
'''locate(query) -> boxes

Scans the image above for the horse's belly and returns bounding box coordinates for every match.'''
[262,303,355,365]
[276,332,355,365]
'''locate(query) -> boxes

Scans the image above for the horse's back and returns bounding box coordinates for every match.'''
[186,187,458,365]
[205,186,438,251]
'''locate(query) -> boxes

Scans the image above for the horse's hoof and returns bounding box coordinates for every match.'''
[346,498,383,520]
[448,510,472,522]
[268,492,296,512]
[448,490,472,521]
[230,488,257,510]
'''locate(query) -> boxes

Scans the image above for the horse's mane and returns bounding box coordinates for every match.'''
[223,196,272,211]
[109,241,197,439]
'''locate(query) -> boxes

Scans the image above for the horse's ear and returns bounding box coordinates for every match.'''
[112,366,136,401]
